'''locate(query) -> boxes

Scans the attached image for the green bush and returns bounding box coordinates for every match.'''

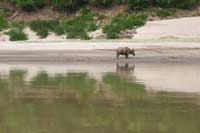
[103,13,147,39]
[89,0,113,8]
[53,25,65,35]
[88,22,98,31]
[52,0,85,11]
[156,8,176,18]
[29,10,97,39]
[16,0,34,11]
[116,0,128,4]
[127,0,151,10]
[10,21,25,31]
[5,20,27,41]
[12,0,46,11]
[63,10,96,39]
[156,0,199,9]
[0,16,8,31]
[29,19,59,38]
[6,29,28,41]
[0,8,13,18]
[33,0,46,8]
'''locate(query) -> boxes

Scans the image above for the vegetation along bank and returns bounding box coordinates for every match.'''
[0,0,200,41]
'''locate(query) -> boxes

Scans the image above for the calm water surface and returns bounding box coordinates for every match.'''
[0,62,200,133]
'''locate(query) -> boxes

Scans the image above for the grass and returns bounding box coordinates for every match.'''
[28,9,98,40]
[103,13,147,39]
[0,7,189,41]
[0,15,8,31]
[62,9,98,39]
[29,19,60,38]
[6,21,28,41]
[48,9,98,39]
[0,8,13,18]
[10,21,25,31]
[156,8,176,18]
[6,29,28,41]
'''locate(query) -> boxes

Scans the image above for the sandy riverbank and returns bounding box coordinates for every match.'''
[0,40,200,62]
[0,43,200,62]
[134,17,200,39]
[0,41,200,92]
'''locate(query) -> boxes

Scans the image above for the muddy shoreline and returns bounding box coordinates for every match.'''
[0,47,200,63]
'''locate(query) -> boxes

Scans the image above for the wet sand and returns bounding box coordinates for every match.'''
[0,47,200,63]
[0,41,200,62]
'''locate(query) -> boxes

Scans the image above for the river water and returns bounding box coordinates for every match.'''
[0,62,200,133]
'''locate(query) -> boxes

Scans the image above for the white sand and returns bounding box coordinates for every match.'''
[88,29,106,39]
[1,17,200,42]
[134,17,200,39]
[0,41,200,51]
[0,30,10,41]
[24,27,40,40]
[24,27,66,41]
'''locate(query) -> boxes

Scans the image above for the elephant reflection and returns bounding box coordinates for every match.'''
[116,63,135,79]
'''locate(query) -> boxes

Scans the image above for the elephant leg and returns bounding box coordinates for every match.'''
[117,54,119,59]
[125,54,128,59]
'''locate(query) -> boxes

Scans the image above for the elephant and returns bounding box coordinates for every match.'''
[116,47,135,59]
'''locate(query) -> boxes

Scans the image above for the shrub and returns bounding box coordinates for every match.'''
[10,21,25,31]
[12,0,46,11]
[0,8,13,18]
[103,13,147,39]
[29,19,59,38]
[52,0,85,12]
[156,8,176,18]
[63,10,96,39]
[5,20,27,41]
[156,0,199,9]
[0,16,8,31]
[6,29,28,41]
[14,0,34,11]
[53,25,65,35]
[33,0,46,8]
[103,25,120,39]
[89,0,113,8]
[67,30,90,39]
[88,22,98,31]
[127,0,151,10]
[116,0,128,4]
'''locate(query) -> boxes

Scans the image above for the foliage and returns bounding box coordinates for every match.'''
[28,9,98,39]
[10,21,25,31]
[52,0,85,12]
[63,9,97,39]
[29,19,59,38]
[127,0,149,10]
[6,29,28,41]
[156,0,199,9]
[89,0,113,8]
[33,0,46,8]
[103,13,147,39]
[6,21,27,41]
[12,0,46,11]
[0,16,8,31]
[0,9,13,18]
[156,8,176,18]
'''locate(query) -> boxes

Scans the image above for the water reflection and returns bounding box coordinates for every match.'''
[0,63,200,133]
[116,63,135,80]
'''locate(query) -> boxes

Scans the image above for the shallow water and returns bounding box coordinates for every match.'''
[0,62,200,133]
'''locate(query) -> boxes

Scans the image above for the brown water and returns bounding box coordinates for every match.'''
[0,62,200,133]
